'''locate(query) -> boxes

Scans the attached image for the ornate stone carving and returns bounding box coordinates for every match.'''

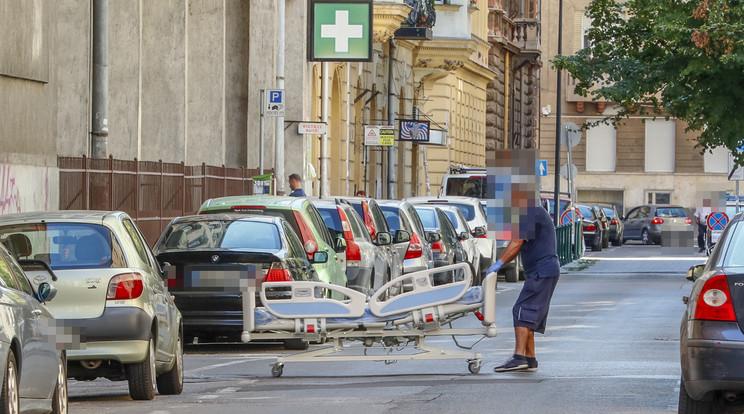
[439,59,464,71]
[373,29,396,43]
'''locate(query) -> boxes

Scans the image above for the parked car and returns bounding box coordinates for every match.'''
[0,211,183,401]
[680,211,744,412]
[404,196,513,283]
[540,193,572,221]
[0,242,67,413]
[596,203,624,246]
[622,204,692,245]
[343,197,408,282]
[577,204,605,252]
[153,214,322,348]
[197,195,348,291]
[435,204,481,282]
[377,200,435,274]
[412,205,468,267]
[311,198,395,293]
[592,204,611,249]
[438,171,487,198]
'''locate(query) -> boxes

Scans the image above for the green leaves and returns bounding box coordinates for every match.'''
[552,0,744,164]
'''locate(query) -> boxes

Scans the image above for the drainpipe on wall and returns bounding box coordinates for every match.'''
[504,52,510,149]
[91,0,109,159]
[387,40,397,199]
[275,0,286,194]
[346,63,351,196]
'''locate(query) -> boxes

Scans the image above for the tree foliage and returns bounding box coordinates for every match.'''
[552,0,744,167]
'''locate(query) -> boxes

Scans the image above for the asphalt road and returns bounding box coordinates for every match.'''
[68,244,709,414]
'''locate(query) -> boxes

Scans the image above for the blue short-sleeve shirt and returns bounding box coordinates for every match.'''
[520,206,560,278]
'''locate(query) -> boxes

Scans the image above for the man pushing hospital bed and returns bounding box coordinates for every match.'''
[238,262,499,377]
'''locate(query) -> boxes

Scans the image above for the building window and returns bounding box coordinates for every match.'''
[704,146,729,173]
[644,120,675,173]
[647,191,671,205]
[585,123,616,172]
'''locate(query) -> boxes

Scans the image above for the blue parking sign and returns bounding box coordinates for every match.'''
[269,90,283,103]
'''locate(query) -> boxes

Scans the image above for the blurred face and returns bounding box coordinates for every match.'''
[289,178,299,190]
[485,149,539,240]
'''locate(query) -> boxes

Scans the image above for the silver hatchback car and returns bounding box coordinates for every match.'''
[0,211,183,401]
[377,200,435,274]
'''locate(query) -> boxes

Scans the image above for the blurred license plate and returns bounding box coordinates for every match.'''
[167,264,260,292]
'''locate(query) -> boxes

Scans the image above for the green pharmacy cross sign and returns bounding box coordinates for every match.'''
[308,0,372,62]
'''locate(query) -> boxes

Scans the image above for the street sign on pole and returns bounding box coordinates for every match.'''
[536,159,548,177]
[559,163,578,180]
[729,145,744,181]
[560,122,581,148]
[265,89,285,117]
[707,212,729,231]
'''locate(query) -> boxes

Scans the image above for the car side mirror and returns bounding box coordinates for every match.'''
[394,230,411,243]
[334,238,346,253]
[376,232,392,246]
[427,232,441,243]
[686,264,705,282]
[458,232,469,241]
[36,282,57,303]
[471,226,486,238]
[313,251,329,263]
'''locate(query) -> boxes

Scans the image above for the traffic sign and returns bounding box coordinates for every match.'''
[560,122,581,148]
[265,89,285,117]
[707,212,729,231]
[560,209,581,225]
[559,163,578,180]
[536,159,548,177]
[298,122,327,135]
[308,1,372,61]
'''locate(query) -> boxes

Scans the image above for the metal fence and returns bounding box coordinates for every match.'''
[556,221,583,266]
[59,156,272,244]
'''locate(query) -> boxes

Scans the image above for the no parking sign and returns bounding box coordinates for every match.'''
[560,208,581,225]
[707,212,729,231]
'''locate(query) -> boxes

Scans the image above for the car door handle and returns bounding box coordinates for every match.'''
[32,309,43,317]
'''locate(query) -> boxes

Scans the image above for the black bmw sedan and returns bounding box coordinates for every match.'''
[154,214,322,349]
[680,211,744,412]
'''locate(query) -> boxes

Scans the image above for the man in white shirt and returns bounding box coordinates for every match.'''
[694,205,711,253]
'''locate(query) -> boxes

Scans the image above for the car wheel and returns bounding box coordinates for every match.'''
[127,335,157,400]
[51,352,68,414]
[678,376,720,414]
[591,236,602,251]
[641,229,650,245]
[615,234,623,246]
[156,331,183,395]
[0,349,19,414]
[283,338,309,350]
[504,265,518,283]
[602,233,609,249]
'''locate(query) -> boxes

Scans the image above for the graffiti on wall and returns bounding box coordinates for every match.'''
[0,165,53,214]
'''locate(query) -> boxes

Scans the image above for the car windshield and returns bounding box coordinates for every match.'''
[158,220,281,251]
[429,202,476,221]
[380,206,403,232]
[602,207,615,218]
[0,222,122,270]
[655,208,687,218]
[414,207,438,230]
[442,210,463,232]
[544,198,570,215]
[578,205,594,219]
[444,176,486,198]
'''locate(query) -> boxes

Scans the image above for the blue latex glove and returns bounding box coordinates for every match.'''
[487,260,504,275]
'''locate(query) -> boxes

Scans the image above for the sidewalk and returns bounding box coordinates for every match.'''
[561,244,708,274]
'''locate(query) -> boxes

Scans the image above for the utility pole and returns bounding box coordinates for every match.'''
[552,0,564,226]
[274,0,286,194]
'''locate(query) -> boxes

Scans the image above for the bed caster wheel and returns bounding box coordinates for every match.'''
[468,360,481,374]
[271,363,284,378]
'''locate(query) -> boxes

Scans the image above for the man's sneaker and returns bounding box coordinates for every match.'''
[526,357,538,372]
[494,354,528,372]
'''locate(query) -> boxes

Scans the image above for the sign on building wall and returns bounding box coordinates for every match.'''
[364,125,394,146]
[398,120,430,143]
[308,0,373,62]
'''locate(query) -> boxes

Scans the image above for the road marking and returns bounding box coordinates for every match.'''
[187,357,273,374]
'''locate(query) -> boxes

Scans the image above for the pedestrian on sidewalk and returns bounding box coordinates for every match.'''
[486,149,561,373]
[694,205,711,253]
[288,173,306,197]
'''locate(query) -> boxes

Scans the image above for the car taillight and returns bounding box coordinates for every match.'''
[431,240,443,254]
[585,225,596,231]
[694,274,736,321]
[293,211,319,259]
[362,202,377,240]
[610,218,618,226]
[107,273,144,300]
[265,262,292,282]
[651,217,664,225]
[405,232,423,259]
[337,206,354,240]
[685,217,692,225]
[346,240,361,265]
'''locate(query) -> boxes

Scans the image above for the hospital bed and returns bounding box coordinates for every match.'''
[240,262,498,377]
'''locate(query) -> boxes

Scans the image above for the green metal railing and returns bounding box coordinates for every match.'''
[556,221,583,266]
